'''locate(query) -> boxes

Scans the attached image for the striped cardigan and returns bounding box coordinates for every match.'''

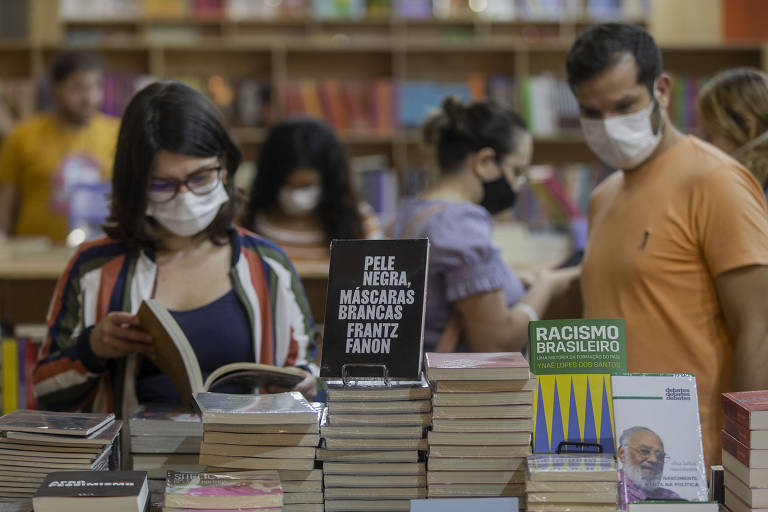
[33,228,317,415]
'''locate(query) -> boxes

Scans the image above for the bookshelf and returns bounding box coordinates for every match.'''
[2,0,768,213]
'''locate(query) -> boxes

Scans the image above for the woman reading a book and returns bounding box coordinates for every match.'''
[241,117,382,262]
[33,81,318,415]
[389,97,578,353]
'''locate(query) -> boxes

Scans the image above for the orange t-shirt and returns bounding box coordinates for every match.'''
[582,136,768,469]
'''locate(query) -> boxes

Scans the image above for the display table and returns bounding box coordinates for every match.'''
[0,224,580,333]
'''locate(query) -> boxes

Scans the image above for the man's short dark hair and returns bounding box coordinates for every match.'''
[566,23,662,93]
[50,51,104,84]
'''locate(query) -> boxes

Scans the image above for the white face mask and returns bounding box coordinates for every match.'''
[146,181,229,237]
[580,97,663,170]
[278,184,322,217]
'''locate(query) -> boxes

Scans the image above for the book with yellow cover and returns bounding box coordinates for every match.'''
[529,319,626,454]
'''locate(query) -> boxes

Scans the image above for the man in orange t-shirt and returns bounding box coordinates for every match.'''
[567,23,768,469]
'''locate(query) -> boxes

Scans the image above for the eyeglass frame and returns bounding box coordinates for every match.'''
[629,445,670,463]
[147,166,225,203]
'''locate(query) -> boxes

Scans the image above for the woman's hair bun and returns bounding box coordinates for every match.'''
[422,96,465,146]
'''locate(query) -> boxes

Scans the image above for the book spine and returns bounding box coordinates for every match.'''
[724,414,753,448]
[722,393,752,429]
[24,339,37,409]
[1,338,18,414]
[722,429,752,467]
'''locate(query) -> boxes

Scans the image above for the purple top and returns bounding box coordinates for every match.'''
[619,470,683,509]
[390,199,524,352]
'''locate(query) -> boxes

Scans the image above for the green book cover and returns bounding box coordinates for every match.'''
[529,318,626,375]
[528,319,627,454]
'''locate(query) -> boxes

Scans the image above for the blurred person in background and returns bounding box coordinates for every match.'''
[241,117,382,262]
[389,96,578,354]
[0,51,119,242]
[697,67,768,202]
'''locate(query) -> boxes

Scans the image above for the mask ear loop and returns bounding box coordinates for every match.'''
[650,78,664,136]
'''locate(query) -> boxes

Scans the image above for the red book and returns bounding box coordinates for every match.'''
[425,352,529,381]
[724,414,768,450]
[722,390,768,429]
[722,429,768,468]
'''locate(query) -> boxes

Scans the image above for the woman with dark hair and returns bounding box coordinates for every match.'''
[33,82,317,415]
[390,97,577,353]
[242,117,381,261]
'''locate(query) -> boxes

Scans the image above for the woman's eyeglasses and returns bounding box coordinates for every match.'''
[148,167,223,203]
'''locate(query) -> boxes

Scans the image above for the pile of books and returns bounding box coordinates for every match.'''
[525,454,618,512]
[722,390,768,512]
[129,403,203,479]
[163,470,282,512]
[195,391,323,512]
[0,409,121,501]
[320,379,431,512]
[424,352,534,501]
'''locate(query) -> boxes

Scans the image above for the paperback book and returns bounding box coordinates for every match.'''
[33,470,148,512]
[193,391,318,425]
[321,239,430,381]
[612,374,708,509]
[164,470,282,510]
[529,319,626,454]
[138,299,305,403]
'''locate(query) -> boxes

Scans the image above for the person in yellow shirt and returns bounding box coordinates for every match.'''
[0,51,120,242]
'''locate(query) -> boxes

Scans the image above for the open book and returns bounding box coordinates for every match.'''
[137,299,305,405]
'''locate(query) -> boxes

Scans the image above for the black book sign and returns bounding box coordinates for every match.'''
[321,239,430,380]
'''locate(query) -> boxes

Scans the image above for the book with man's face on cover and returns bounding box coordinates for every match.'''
[612,374,707,510]
[137,299,305,404]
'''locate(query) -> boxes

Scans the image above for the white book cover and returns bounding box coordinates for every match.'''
[612,374,707,510]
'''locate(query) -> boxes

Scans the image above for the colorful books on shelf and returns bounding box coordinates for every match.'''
[515,164,613,232]
[0,409,121,501]
[173,74,271,128]
[425,352,533,501]
[612,374,708,510]
[283,79,394,136]
[722,389,768,512]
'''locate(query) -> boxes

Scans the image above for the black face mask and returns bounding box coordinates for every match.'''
[480,175,517,215]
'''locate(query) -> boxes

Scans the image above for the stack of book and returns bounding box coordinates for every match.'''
[320,380,431,512]
[128,404,203,479]
[195,391,323,512]
[424,352,534,501]
[163,470,282,512]
[0,409,121,501]
[525,454,618,512]
[722,390,768,512]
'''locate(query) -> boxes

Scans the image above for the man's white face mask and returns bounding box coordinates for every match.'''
[580,85,663,170]
[146,181,229,237]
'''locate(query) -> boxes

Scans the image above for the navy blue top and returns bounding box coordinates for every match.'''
[136,288,253,404]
